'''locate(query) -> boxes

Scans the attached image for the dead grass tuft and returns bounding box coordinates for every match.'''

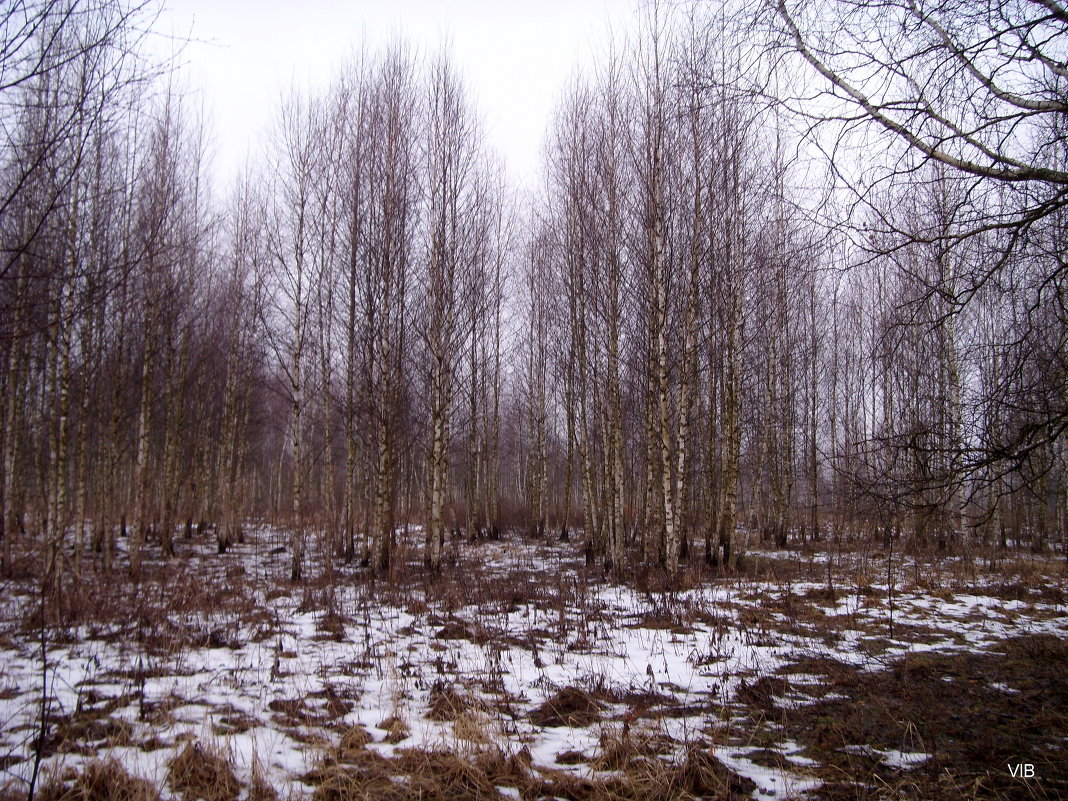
[339,725,374,752]
[425,680,469,721]
[37,759,160,801]
[529,686,602,727]
[534,746,757,801]
[167,742,242,801]
[395,749,507,800]
[452,712,491,744]
[377,714,410,743]
[676,749,758,799]
[248,766,279,801]
[592,724,676,771]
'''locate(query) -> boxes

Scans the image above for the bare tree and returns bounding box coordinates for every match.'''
[419,51,490,570]
[265,88,322,581]
[772,0,1068,483]
[215,174,267,554]
[363,46,419,575]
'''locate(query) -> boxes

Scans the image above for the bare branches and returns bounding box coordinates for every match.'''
[774,0,1068,186]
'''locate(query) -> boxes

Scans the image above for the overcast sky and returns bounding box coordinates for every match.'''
[159,0,642,191]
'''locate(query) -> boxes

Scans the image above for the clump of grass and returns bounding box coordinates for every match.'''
[395,749,508,801]
[675,748,757,799]
[529,686,601,727]
[248,761,279,801]
[453,712,491,744]
[426,680,469,721]
[167,742,242,801]
[37,759,160,801]
[377,714,410,743]
[532,746,757,801]
[591,723,674,771]
[311,747,519,801]
[339,724,374,752]
[308,763,391,801]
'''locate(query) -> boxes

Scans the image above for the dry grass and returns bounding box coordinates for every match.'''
[751,633,1068,800]
[303,735,763,801]
[249,764,280,801]
[310,747,518,801]
[376,715,409,744]
[338,725,374,752]
[530,747,758,801]
[529,686,602,727]
[167,742,242,801]
[425,681,469,721]
[452,712,491,745]
[36,759,160,801]
[3,528,1066,801]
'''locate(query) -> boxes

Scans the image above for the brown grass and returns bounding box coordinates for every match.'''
[339,725,374,752]
[759,633,1068,800]
[425,681,469,721]
[376,715,410,744]
[310,747,518,801]
[529,686,602,727]
[4,530,1066,801]
[530,747,757,801]
[167,742,242,801]
[248,767,279,801]
[36,759,160,801]
[305,734,773,801]
[452,712,491,744]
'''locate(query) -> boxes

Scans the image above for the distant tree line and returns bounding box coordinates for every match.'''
[0,0,1064,587]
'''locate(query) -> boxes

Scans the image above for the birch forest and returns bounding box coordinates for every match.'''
[0,2,1066,800]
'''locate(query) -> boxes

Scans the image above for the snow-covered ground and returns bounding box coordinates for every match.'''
[0,529,1065,799]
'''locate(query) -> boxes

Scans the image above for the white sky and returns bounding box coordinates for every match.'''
[158,0,642,191]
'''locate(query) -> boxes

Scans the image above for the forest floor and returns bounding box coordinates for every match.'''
[0,528,1066,801]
